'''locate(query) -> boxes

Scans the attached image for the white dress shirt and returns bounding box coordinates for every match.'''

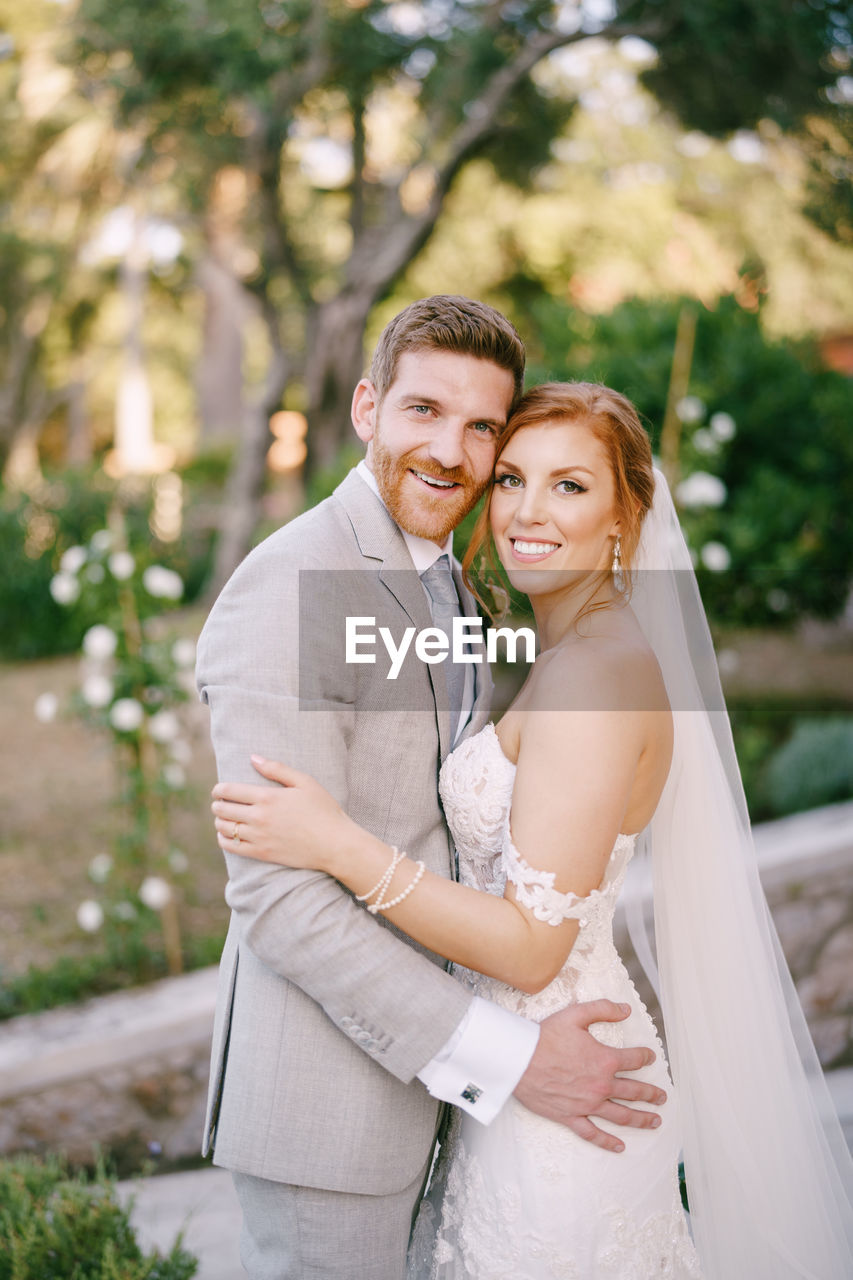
[355,461,538,1122]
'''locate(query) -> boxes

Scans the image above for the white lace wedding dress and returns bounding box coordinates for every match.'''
[408,722,703,1280]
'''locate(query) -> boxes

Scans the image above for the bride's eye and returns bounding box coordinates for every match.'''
[495,472,522,488]
[556,479,585,494]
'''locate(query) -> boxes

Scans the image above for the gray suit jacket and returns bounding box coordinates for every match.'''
[196,469,493,1193]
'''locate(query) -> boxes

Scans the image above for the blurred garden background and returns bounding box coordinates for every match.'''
[1,0,852,1052]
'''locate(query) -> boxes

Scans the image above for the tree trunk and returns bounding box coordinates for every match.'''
[195,168,253,445]
[195,254,247,445]
[660,304,697,490]
[65,375,92,467]
[206,299,291,598]
[303,291,377,472]
[2,419,44,491]
[206,399,275,597]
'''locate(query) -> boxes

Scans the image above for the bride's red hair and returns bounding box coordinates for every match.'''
[462,381,655,616]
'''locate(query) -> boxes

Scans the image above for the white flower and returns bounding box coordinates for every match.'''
[34,692,59,723]
[88,853,113,883]
[83,624,118,660]
[700,541,732,571]
[109,697,145,732]
[767,588,790,613]
[177,669,197,695]
[717,648,740,676]
[139,875,172,910]
[108,551,135,580]
[77,899,104,932]
[162,762,186,789]
[149,709,180,743]
[691,428,720,456]
[90,529,113,554]
[81,674,115,708]
[169,848,189,874]
[171,637,197,668]
[710,411,736,441]
[50,573,81,605]
[170,738,192,764]
[676,471,727,509]
[112,900,137,922]
[143,565,184,600]
[676,395,704,424]
[60,545,87,574]
[85,563,105,584]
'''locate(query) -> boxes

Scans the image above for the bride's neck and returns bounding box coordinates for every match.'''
[533,574,622,650]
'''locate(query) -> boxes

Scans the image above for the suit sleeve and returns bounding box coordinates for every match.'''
[196,531,474,1084]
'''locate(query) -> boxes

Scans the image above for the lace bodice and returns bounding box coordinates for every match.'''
[438,722,638,1026]
[410,722,702,1279]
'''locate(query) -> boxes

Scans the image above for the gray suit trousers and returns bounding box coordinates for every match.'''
[232,1156,431,1280]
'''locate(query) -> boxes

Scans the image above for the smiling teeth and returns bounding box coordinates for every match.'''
[514,540,560,555]
[414,470,456,488]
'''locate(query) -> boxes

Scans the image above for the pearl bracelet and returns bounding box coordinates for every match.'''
[355,846,404,905]
[368,859,426,915]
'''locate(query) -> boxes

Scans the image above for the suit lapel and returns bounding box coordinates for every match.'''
[454,563,494,740]
[334,470,455,761]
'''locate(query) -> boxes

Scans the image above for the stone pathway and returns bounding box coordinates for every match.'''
[117,1166,242,1279]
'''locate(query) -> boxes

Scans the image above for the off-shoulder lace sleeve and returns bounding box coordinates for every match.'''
[501,825,594,927]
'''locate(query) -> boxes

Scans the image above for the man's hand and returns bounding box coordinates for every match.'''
[513,1000,666,1154]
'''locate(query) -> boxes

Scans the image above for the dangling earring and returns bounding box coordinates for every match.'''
[611,535,624,593]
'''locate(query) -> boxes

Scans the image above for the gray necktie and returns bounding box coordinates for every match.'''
[420,554,466,738]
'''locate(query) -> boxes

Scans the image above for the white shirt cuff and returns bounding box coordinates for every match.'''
[417,997,539,1124]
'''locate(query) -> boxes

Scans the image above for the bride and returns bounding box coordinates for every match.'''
[212,382,853,1277]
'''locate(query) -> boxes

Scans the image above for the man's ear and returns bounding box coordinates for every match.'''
[352,379,378,445]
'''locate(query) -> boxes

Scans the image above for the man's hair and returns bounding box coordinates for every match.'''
[368,295,526,402]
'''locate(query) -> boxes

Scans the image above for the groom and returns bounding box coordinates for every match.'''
[197,296,665,1280]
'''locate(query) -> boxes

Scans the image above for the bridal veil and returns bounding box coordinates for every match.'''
[628,468,853,1277]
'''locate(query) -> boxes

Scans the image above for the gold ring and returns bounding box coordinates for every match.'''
[233,822,241,843]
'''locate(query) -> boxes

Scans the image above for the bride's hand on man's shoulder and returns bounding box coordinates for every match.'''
[211,757,350,872]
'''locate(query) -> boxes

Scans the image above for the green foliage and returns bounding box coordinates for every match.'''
[802,108,853,244]
[0,932,226,1022]
[508,292,853,626]
[0,1154,197,1279]
[765,718,853,816]
[301,442,365,513]
[726,697,853,820]
[0,469,213,660]
[635,0,850,136]
[0,473,136,660]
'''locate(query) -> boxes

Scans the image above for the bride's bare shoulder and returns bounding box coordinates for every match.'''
[527,623,668,714]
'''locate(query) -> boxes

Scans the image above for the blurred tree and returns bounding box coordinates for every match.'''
[801,107,853,245]
[0,1,110,485]
[397,30,853,339]
[68,0,851,587]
